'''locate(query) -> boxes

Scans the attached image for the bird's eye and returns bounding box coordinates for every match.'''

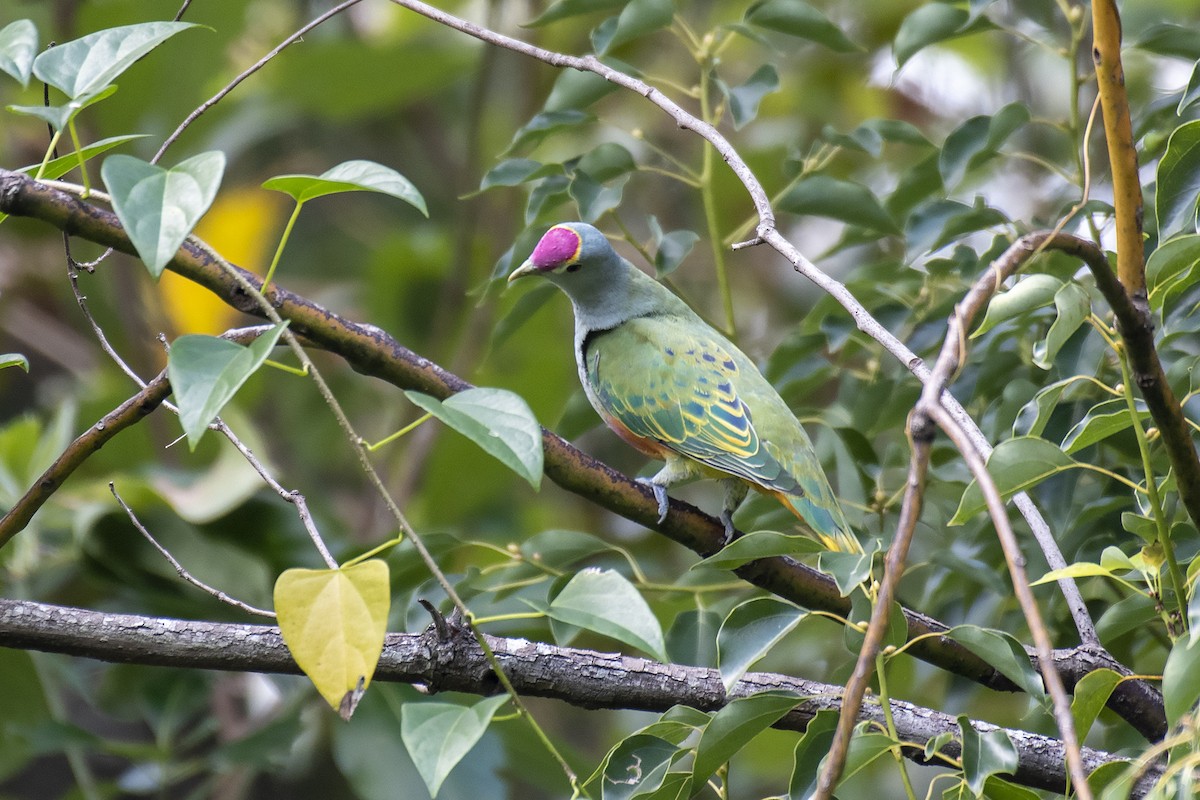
[565,262,582,273]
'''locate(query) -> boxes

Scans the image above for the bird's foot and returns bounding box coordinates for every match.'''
[636,478,670,523]
[719,508,737,546]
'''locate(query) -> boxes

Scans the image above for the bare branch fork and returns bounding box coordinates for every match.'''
[0,598,1162,798]
[0,170,1167,745]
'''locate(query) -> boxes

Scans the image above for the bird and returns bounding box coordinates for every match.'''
[507,222,858,553]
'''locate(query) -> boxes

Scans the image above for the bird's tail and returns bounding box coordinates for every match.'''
[772,490,862,554]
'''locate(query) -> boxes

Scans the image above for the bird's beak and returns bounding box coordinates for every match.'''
[507,259,540,283]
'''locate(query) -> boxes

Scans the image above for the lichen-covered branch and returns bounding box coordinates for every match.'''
[0,598,1160,797]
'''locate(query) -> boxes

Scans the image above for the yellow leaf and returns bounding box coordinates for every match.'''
[274,560,390,717]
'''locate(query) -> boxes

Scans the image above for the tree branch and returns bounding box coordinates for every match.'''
[0,598,1161,797]
[0,170,1166,741]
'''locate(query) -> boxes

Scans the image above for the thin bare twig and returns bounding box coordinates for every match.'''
[109,483,275,617]
[153,0,365,163]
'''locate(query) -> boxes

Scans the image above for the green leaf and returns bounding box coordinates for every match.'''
[263,159,426,216]
[101,151,225,276]
[947,626,1044,699]
[818,546,875,597]
[1146,233,1200,313]
[507,110,592,153]
[547,568,667,661]
[596,734,682,799]
[717,598,805,691]
[1096,593,1158,643]
[0,19,37,86]
[1071,668,1123,742]
[894,4,969,66]
[1157,120,1200,241]
[905,197,1008,258]
[7,84,118,131]
[939,103,1030,188]
[1060,398,1150,454]
[1,353,29,372]
[744,0,859,52]
[570,171,629,223]
[958,716,1019,796]
[779,176,900,234]
[951,436,1079,524]
[1190,581,1200,646]
[405,388,543,489]
[666,609,720,667]
[1164,636,1200,726]
[578,142,637,181]
[1032,282,1090,369]
[719,64,779,130]
[21,134,148,179]
[971,274,1062,338]
[1133,23,1200,60]
[594,0,673,54]
[694,530,824,570]
[33,21,197,99]
[647,216,700,278]
[1012,378,1073,438]
[787,709,839,799]
[1030,562,1116,587]
[543,68,619,111]
[525,0,627,27]
[274,560,390,717]
[167,326,287,450]
[1178,59,1200,115]
[691,692,800,788]
[479,159,558,192]
[401,695,508,798]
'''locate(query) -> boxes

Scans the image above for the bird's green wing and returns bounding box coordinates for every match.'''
[586,317,800,493]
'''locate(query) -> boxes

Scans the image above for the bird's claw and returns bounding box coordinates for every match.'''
[719,509,737,545]
[636,478,670,523]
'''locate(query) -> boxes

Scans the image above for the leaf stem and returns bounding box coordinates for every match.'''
[876,653,918,800]
[366,412,433,451]
[261,202,303,293]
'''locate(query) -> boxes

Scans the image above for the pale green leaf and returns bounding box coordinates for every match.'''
[1071,668,1123,742]
[972,274,1061,338]
[1032,282,1090,369]
[547,569,666,661]
[33,21,197,99]
[102,151,225,276]
[402,695,508,798]
[1163,636,1200,726]
[717,598,805,691]
[0,19,37,87]
[405,388,543,488]
[167,326,287,450]
[263,159,426,216]
[1,353,29,372]
[274,560,390,716]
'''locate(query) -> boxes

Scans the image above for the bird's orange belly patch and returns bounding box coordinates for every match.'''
[602,413,674,459]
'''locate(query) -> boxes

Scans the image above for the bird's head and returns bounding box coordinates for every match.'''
[507,223,616,286]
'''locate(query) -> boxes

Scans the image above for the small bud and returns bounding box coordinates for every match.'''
[506,542,520,554]
[1113,383,1124,395]
[1146,427,1159,441]
[1067,5,1084,23]
[631,128,644,139]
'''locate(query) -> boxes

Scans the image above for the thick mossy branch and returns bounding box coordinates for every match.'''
[0,598,1163,797]
[0,170,1167,741]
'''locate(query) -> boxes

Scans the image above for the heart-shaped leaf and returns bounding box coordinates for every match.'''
[401,695,508,798]
[33,21,196,99]
[274,560,390,717]
[0,19,37,87]
[102,151,225,276]
[405,388,543,488]
[546,568,666,661]
[8,84,118,131]
[167,325,287,449]
[717,597,805,691]
[263,159,427,215]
